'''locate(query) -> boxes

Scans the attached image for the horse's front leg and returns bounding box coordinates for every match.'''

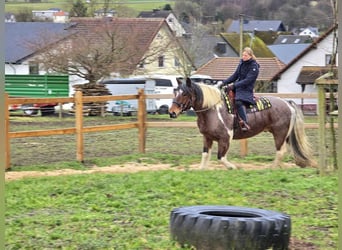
[218,138,237,170]
[200,136,213,169]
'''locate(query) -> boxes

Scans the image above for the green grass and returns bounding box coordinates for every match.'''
[5,168,337,249]
[5,0,173,15]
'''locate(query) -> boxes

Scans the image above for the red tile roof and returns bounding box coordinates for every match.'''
[195,57,285,81]
[69,17,167,74]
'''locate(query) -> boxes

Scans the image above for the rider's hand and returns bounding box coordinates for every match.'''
[215,81,224,89]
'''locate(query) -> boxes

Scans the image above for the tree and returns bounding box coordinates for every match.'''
[27,18,174,114]
[70,0,88,17]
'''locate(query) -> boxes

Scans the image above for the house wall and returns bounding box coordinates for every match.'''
[276,32,337,106]
[133,26,190,76]
[165,13,186,37]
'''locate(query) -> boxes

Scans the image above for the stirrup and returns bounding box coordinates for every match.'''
[239,120,250,131]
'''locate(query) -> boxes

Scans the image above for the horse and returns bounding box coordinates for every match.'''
[169,78,315,170]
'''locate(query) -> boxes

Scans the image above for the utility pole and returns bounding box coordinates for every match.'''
[239,14,244,56]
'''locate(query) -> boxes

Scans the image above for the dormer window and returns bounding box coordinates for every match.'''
[294,39,300,43]
[168,18,173,22]
[281,38,287,43]
[325,54,336,66]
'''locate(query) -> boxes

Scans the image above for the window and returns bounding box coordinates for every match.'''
[158,56,164,67]
[325,54,336,65]
[174,57,180,67]
[155,79,172,87]
[29,61,39,74]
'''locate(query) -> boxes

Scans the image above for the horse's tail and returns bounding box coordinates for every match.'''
[287,101,316,167]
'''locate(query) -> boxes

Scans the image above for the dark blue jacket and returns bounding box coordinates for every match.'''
[223,58,259,104]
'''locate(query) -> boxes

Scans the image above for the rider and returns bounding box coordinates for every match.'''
[218,47,259,131]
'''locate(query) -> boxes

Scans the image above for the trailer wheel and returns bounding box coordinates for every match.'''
[158,105,169,114]
[170,205,291,250]
[22,104,38,116]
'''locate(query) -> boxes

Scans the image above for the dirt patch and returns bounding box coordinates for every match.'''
[5,162,297,181]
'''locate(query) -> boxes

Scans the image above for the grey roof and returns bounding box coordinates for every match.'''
[5,22,73,63]
[273,35,312,45]
[137,10,171,18]
[180,35,238,68]
[268,44,311,64]
[228,20,286,33]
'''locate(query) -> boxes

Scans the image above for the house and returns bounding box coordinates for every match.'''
[5,22,73,75]
[137,9,185,37]
[194,57,285,92]
[299,26,319,38]
[227,19,286,33]
[268,35,313,64]
[53,11,69,23]
[5,12,16,22]
[270,24,338,110]
[94,8,116,18]
[69,17,193,78]
[32,8,62,21]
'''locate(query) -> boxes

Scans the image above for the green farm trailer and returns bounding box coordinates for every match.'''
[5,74,69,116]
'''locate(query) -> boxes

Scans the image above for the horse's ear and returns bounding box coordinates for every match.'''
[186,77,192,87]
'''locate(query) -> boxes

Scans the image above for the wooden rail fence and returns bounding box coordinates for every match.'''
[5,90,337,170]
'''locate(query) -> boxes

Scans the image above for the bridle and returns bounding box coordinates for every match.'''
[172,94,192,113]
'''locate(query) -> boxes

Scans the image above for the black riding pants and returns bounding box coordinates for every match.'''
[235,100,248,123]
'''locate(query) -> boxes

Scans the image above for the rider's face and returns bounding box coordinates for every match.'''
[242,52,252,61]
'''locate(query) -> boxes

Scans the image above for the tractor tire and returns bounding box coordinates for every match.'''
[170,205,291,250]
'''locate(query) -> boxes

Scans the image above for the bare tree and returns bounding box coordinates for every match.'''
[29,18,170,85]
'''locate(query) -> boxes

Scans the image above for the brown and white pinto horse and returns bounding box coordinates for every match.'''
[169,78,315,169]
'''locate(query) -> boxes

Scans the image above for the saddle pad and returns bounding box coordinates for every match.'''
[247,97,272,113]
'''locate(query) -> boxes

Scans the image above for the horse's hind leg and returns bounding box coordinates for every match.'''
[200,137,213,169]
[271,142,287,168]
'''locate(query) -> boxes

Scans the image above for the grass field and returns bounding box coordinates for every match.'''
[5,114,338,249]
[5,167,338,249]
[5,0,173,15]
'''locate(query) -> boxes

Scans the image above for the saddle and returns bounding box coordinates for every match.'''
[223,89,272,115]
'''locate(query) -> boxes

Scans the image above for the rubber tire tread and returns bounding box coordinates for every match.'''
[170,205,291,250]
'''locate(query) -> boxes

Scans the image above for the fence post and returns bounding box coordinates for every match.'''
[137,89,146,153]
[317,84,327,175]
[240,139,248,157]
[75,91,84,163]
[5,93,10,170]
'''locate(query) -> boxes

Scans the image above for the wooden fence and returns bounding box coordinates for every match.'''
[5,90,337,170]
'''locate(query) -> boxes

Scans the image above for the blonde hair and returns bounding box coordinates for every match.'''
[243,47,257,60]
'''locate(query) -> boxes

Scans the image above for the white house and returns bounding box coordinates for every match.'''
[137,9,186,37]
[299,26,319,38]
[271,25,338,110]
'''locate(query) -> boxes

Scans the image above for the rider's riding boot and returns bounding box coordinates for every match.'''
[236,102,250,131]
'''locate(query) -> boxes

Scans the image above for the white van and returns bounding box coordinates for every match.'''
[101,78,156,115]
[144,74,214,114]
[146,75,184,114]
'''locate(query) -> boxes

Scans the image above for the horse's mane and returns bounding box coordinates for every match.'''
[197,83,223,108]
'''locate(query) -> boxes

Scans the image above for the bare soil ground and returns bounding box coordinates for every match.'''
[5,162,298,181]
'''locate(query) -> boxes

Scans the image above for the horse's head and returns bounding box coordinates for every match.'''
[169,78,195,118]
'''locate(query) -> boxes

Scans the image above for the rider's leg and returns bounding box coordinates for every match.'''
[235,100,250,130]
